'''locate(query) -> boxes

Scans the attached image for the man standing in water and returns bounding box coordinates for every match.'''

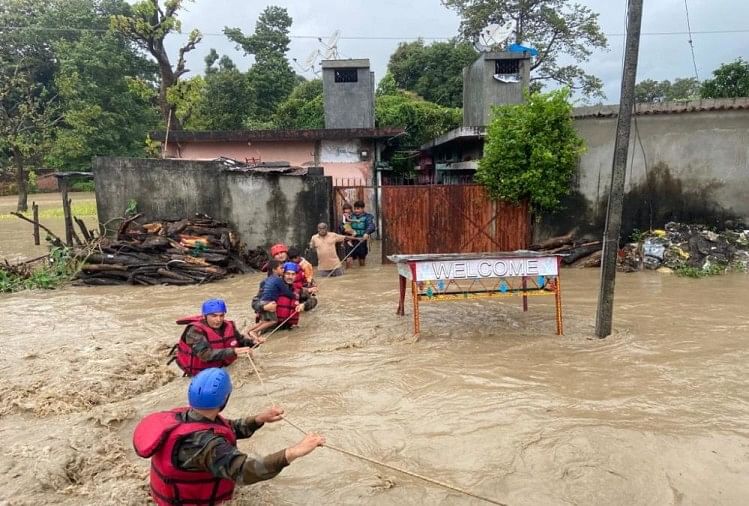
[349,200,376,267]
[310,222,362,277]
[133,368,325,506]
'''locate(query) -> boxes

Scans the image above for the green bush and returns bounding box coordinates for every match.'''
[476,89,585,213]
[70,180,95,192]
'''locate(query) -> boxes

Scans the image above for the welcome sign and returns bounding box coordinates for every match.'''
[398,256,558,281]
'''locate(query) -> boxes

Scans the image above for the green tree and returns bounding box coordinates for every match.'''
[48,31,160,169]
[190,51,253,130]
[225,6,296,119]
[387,39,477,107]
[476,89,585,212]
[111,0,202,130]
[635,77,700,103]
[273,79,324,129]
[376,72,399,97]
[375,91,462,148]
[700,58,749,98]
[443,0,608,98]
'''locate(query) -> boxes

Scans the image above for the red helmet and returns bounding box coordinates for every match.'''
[270,243,288,257]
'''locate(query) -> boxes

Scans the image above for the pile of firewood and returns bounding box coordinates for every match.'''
[530,231,603,268]
[75,214,267,286]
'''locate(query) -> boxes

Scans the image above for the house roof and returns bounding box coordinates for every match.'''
[151,127,404,143]
[572,97,749,119]
[321,59,370,69]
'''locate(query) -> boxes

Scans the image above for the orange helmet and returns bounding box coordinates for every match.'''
[270,243,288,257]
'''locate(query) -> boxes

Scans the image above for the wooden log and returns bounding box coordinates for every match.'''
[74,216,93,243]
[165,219,189,237]
[81,263,128,272]
[530,231,575,251]
[183,226,231,237]
[77,270,131,280]
[140,235,171,250]
[117,212,143,239]
[562,242,603,264]
[60,180,73,246]
[86,253,149,266]
[580,250,603,268]
[78,278,128,286]
[32,202,40,245]
[156,268,195,281]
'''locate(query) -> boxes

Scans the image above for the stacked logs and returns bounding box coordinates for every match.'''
[529,231,603,268]
[75,214,267,286]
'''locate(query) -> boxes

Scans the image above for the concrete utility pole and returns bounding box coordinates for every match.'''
[595,0,644,338]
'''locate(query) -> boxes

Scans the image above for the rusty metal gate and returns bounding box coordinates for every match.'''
[380,185,530,262]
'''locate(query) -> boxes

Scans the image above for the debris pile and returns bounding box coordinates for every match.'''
[530,232,602,268]
[75,214,267,286]
[619,222,749,275]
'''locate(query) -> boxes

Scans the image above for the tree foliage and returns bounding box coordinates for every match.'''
[111,0,202,130]
[634,77,701,103]
[477,89,584,212]
[700,58,749,99]
[225,6,296,119]
[442,0,608,98]
[274,80,324,129]
[387,39,478,107]
[376,91,462,148]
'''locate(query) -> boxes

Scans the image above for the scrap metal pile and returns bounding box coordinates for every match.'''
[75,214,268,286]
[618,222,749,274]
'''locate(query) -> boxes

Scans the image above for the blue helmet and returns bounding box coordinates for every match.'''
[282,261,299,273]
[201,298,227,316]
[188,368,232,410]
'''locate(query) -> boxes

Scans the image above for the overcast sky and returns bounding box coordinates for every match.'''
[166,0,749,103]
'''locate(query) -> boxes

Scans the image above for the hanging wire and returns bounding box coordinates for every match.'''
[683,0,700,80]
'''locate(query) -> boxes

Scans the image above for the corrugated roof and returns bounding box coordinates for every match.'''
[572,97,749,118]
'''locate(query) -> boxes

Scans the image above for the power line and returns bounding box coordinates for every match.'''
[683,0,700,80]
[1,25,749,39]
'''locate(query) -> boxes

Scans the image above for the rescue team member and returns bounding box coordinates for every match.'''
[247,261,303,339]
[133,368,325,506]
[349,200,376,267]
[171,299,261,376]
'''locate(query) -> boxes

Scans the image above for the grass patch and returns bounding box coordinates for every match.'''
[0,201,97,220]
[674,262,726,278]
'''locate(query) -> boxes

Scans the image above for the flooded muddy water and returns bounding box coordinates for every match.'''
[1,238,748,505]
[0,193,97,262]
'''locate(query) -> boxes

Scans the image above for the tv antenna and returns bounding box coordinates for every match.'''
[474,21,514,52]
[319,29,341,60]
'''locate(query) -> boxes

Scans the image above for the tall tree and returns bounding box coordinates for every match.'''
[376,91,462,148]
[225,6,296,119]
[700,58,749,99]
[442,0,608,98]
[387,39,478,108]
[0,0,60,211]
[111,0,202,130]
[192,51,253,130]
[634,77,700,103]
[274,79,324,129]
[48,31,160,169]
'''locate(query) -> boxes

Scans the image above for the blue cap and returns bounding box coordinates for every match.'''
[201,299,227,316]
[283,261,299,273]
[188,368,232,410]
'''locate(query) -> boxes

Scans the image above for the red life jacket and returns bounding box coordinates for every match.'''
[276,282,301,327]
[133,407,236,506]
[175,316,238,376]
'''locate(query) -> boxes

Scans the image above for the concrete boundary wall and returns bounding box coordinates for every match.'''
[537,104,749,240]
[93,157,332,250]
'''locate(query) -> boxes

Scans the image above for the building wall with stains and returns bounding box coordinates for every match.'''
[536,104,749,240]
[93,157,331,250]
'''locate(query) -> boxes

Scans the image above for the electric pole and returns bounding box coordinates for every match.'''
[595,0,644,338]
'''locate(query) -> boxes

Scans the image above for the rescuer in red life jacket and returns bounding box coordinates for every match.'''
[133,368,325,506]
[171,299,261,377]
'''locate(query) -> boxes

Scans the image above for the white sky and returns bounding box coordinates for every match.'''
[166,0,749,102]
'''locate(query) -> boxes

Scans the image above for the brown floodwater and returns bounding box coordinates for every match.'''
[0,192,97,263]
[1,233,748,505]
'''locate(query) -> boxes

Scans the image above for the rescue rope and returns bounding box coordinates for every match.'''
[244,354,508,506]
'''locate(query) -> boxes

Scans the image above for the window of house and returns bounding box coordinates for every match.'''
[495,59,520,75]
[334,68,358,83]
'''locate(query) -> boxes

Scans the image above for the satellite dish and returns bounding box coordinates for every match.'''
[475,21,515,52]
[304,50,319,68]
[321,30,341,59]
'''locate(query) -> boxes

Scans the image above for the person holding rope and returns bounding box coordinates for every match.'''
[133,367,325,506]
[310,222,363,277]
[169,299,260,377]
